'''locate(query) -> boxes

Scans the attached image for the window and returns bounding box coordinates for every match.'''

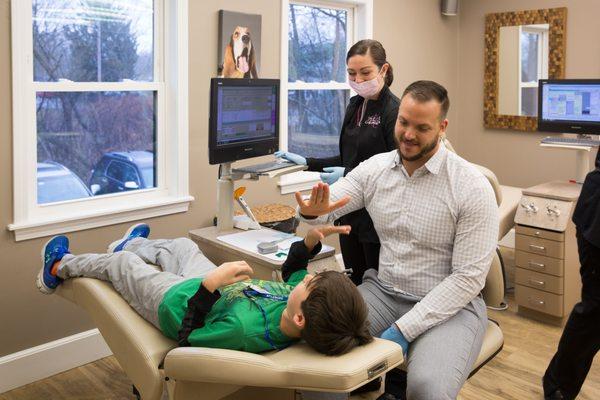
[279,0,372,193]
[519,24,549,116]
[10,0,191,241]
[287,3,350,159]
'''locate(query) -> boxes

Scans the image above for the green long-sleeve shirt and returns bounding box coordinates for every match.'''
[157,240,320,353]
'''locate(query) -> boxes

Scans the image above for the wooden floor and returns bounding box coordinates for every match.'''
[2,295,599,400]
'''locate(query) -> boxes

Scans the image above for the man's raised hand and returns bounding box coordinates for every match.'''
[294,182,351,217]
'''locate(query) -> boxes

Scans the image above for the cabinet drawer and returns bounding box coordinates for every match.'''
[515,285,563,317]
[515,268,564,294]
[515,234,564,259]
[515,250,564,276]
[516,225,564,242]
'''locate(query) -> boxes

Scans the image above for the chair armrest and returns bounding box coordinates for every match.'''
[164,339,403,393]
[498,185,522,240]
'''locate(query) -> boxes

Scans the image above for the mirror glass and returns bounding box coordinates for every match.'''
[498,24,549,117]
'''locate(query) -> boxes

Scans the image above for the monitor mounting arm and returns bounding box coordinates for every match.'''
[216,162,305,231]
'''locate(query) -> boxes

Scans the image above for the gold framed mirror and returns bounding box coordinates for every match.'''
[484,8,567,131]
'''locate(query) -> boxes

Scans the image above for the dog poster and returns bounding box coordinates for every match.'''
[218,10,261,79]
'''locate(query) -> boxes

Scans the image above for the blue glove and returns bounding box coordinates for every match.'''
[274,151,307,166]
[380,324,409,356]
[319,166,345,185]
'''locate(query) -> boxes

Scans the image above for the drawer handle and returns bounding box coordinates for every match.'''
[528,261,546,270]
[529,244,546,252]
[528,279,545,287]
[528,297,545,307]
[534,231,542,236]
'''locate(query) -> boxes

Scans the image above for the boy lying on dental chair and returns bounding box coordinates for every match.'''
[36,223,372,356]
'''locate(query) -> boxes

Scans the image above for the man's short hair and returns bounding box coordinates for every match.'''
[300,271,372,356]
[401,80,450,120]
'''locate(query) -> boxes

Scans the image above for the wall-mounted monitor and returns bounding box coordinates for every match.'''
[208,78,279,165]
[538,79,600,134]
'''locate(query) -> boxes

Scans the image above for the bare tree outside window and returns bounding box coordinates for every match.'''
[287,3,350,159]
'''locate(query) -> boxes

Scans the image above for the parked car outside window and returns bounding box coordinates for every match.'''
[89,151,155,195]
[37,162,92,204]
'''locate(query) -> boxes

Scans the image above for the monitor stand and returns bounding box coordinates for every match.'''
[217,162,237,231]
[575,147,591,184]
[216,162,307,231]
[540,134,595,184]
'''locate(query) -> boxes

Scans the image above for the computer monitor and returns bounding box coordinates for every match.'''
[538,79,600,134]
[209,78,279,165]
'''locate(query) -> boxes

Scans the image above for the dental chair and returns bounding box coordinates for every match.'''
[57,275,403,400]
[458,162,521,377]
[441,137,522,310]
[474,163,523,311]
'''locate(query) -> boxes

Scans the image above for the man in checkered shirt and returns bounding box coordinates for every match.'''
[297,81,499,399]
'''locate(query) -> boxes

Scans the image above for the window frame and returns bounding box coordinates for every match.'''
[278,0,373,194]
[10,0,192,241]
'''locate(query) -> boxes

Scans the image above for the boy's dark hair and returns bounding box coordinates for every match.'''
[346,39,394,87]
[300,271,373,355]
[401,80,450,120]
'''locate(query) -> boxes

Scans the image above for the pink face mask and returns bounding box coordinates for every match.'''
[349,70,383,98]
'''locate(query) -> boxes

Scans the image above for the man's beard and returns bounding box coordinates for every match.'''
[396,134,440,162]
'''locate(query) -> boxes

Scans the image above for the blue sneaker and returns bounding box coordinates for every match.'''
[36,236,69,294]
[108,223,150,253]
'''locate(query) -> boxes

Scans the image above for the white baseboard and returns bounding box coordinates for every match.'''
[0,329,112,394]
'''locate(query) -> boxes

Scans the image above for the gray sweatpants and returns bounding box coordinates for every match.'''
[57,237,217,328]
[359,269,487,400]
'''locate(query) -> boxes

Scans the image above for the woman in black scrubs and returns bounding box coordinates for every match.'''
[543,147,600,400]
[276,39,399,285]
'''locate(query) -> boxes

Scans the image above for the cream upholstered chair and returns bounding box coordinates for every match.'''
[57,275,403,400]
[441,137,522,310]
[473,163,522,310]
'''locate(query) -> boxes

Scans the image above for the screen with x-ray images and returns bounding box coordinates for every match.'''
[541,82,600,123]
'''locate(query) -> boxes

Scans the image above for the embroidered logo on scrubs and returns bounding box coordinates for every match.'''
[364,114,381,127]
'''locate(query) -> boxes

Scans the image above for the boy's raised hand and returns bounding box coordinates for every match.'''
[304,225,351,251]
[294,182,351,217]
[202,261,253,293]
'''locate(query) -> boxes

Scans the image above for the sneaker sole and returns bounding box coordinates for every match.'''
[36,236,58,295]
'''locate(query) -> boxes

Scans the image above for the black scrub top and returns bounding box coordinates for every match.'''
[306,85,400,243]
[573,148,600,248]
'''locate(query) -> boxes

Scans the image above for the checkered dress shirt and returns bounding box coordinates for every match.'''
[301,145,499,341]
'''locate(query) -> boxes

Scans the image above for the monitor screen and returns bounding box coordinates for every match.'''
[209,78,279,165]
[538,79,600,134]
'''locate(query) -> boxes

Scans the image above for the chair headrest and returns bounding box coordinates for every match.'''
[472,164,502,206]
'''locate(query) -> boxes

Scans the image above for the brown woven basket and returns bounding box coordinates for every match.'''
[235,203,299,233]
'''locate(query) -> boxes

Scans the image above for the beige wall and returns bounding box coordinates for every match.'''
[456,0,600,188]
[374,0,460,138]
[0,0,458,357]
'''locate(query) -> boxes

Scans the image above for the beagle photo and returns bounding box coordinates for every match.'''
[218,10,261,79]
[222,26,258,79]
